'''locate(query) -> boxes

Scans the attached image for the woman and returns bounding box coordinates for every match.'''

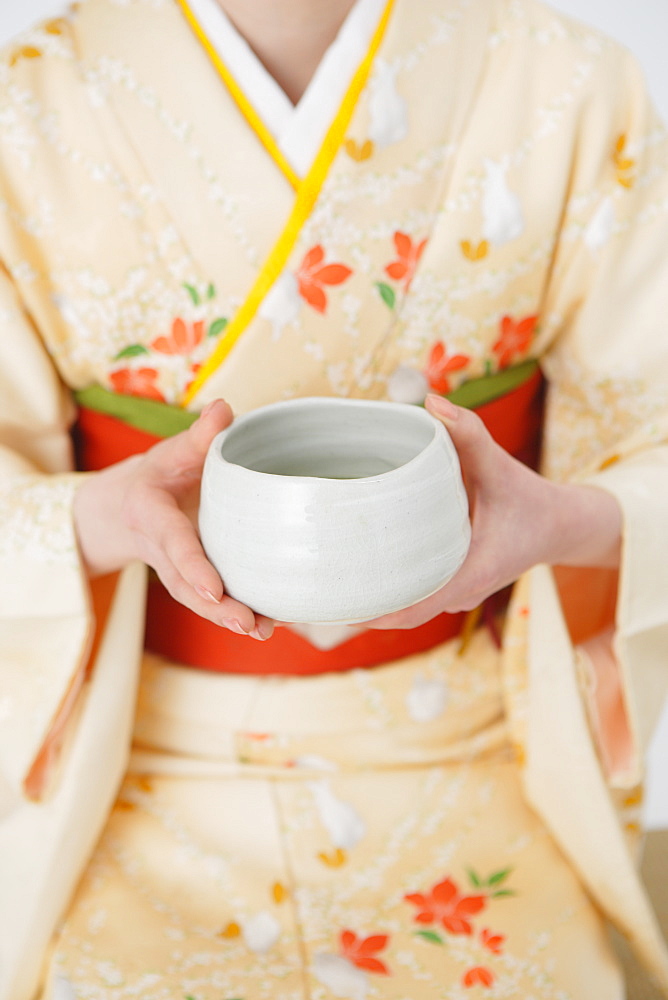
[0,0,667,996]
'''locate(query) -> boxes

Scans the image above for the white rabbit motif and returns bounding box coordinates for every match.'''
[312,953,369,999]
[406,674,449,722]
[481,158,524,245]
[584,196,615,251]
[52,980,78,1000]
[387,364,429,405]
[310,780,366,849]
[368,60,409,149]
[242,911,281,954]
[258,269,301,340]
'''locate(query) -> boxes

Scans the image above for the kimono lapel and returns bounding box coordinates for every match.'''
[173,0,300,191]
[184,0,496,412]
[181,0,397,404]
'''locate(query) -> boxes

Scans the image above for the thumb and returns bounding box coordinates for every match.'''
[147,398,234,477]
[424,393,495,486]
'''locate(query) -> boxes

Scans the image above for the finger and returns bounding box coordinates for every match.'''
[146,398,234,480]
[362,588,447,630]
[153,487,228,599]
[135,492,276,638]
[363,589,479,630]
[151,549,270,637]
[250,615,276,641]
[364,533,499,629]
[425,395,498,488]
[123,478,222,597]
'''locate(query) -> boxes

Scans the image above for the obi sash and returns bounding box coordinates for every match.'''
[73,362,544,675]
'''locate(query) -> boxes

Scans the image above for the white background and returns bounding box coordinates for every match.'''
[0,0,667,826]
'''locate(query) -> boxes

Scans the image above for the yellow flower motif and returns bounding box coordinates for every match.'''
[599,452,621,470]
[123,773,153,793]
[460,239,489,261]
[45,19,67,35]
[114,799,136,812]
[613,134,636,188]
[344,138,375,161]
[219,921,241,938]
[317,847,348,867]
[623,787,644,808]
[9,46,42,67]
[272,881,288,903]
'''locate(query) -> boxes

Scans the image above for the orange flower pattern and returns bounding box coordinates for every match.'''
[424,341,471,394]
[107,282,228,402]
[463,966,495,988]
[480,927,505,954]
[339,929,390,975]
[403,875,510,989]
[105,273,538,406]
[405,876,486,936]
[109,367,165,402]
[405,867,515,987]
[295,245,352,314]
[384,231,427,289]
[492,314,538,369]
[150,317,205,355]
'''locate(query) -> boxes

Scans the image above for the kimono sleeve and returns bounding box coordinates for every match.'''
[539,46,668,786]
[0,261,93,798]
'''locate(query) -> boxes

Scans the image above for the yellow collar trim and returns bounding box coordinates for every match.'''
[174,0,300,190]
[181,0,395,408]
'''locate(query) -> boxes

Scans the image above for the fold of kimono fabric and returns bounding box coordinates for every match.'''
[44,638,625,999]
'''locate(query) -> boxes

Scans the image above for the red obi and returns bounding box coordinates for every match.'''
[74,368,544,675]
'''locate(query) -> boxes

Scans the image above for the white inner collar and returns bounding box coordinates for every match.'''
[183,0,387,177]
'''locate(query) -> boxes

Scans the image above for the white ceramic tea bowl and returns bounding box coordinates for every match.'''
[198,397,471,624]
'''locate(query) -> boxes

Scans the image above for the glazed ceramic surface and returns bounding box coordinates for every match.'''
[198,397,471,624]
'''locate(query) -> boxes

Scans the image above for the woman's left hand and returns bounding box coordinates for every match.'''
[364,394,622,631]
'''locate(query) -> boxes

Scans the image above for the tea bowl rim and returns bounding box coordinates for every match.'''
[204,395,449,485]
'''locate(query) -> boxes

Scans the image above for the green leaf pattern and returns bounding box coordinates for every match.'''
[375,281,396,310]
[111,280,228,382]
[208,316,229,338]
[183,282,200,306]
[467,866,515,891]
[488,868,513,886]
[415,929,445,945]
[114,343,150,360]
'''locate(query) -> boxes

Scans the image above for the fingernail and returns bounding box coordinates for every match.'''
[426,394,459,421]
[223,618,249,635]
[199,400,217,420]
[195,584,221,604]
[250,624,272,641]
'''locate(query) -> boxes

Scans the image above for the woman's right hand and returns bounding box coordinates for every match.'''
[73,398,274,641]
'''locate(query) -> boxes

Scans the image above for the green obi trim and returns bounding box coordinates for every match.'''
[445,359,539,409]
[74,385,198,438]
[74,359,540,440]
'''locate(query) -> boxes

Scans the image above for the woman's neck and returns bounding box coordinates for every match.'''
[215,0,357,104]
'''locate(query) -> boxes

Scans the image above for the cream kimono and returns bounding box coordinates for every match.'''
[0,0,668,997]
